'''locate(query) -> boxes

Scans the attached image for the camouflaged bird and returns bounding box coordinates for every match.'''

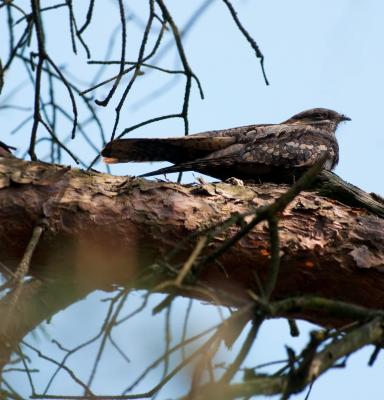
[101,108,350,182]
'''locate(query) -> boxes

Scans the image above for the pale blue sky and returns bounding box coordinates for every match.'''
[2,1,384,399]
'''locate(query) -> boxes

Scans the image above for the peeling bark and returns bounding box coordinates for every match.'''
[0,157,384,331]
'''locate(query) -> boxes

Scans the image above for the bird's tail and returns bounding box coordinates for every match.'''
[101,138,184,164]
[101,136,236,165]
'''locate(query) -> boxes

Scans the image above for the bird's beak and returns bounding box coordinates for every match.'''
[340,114,351,122]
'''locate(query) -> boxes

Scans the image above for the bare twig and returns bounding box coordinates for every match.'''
[263,216,280,299]
[5,221,46,323]
[175,236,207,286]
[222,0,269,85]
[107,0,155,140]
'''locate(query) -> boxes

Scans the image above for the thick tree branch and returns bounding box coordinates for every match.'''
[0,157,384,330]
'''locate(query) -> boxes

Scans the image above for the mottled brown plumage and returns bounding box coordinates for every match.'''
[101,108,350,182]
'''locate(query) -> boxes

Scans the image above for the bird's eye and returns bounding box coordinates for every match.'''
[312,113,325,119]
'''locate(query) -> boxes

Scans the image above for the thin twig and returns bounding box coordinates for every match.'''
[222,0,269,85]
[175,236,207,286]
[263,216,280,299]
[107,0,155,140]
[93,0,126,106]
[5,222,46,324]
[220,318,262,384]
[29,0,46,160]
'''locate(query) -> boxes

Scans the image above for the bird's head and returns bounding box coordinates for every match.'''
[284,108,351,132]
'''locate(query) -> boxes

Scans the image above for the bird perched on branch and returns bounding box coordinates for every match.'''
[101,108,350,183]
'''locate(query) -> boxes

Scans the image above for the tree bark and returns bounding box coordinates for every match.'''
[0,157,384,335]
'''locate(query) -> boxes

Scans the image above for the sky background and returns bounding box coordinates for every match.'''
[1,0,384,399]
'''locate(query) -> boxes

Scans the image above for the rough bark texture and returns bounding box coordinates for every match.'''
[1,157,384,330]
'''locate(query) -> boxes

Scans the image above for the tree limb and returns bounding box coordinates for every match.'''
[0,157,383,334]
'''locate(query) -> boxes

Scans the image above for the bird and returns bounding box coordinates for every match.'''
[101,108,350,183]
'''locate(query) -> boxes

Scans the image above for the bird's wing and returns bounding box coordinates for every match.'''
[138,142,253,177]
[139,128,336,178]
[139,155,237,177]
[187,123,272,139]
[239,127,337,169]
[101,136,237,164]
